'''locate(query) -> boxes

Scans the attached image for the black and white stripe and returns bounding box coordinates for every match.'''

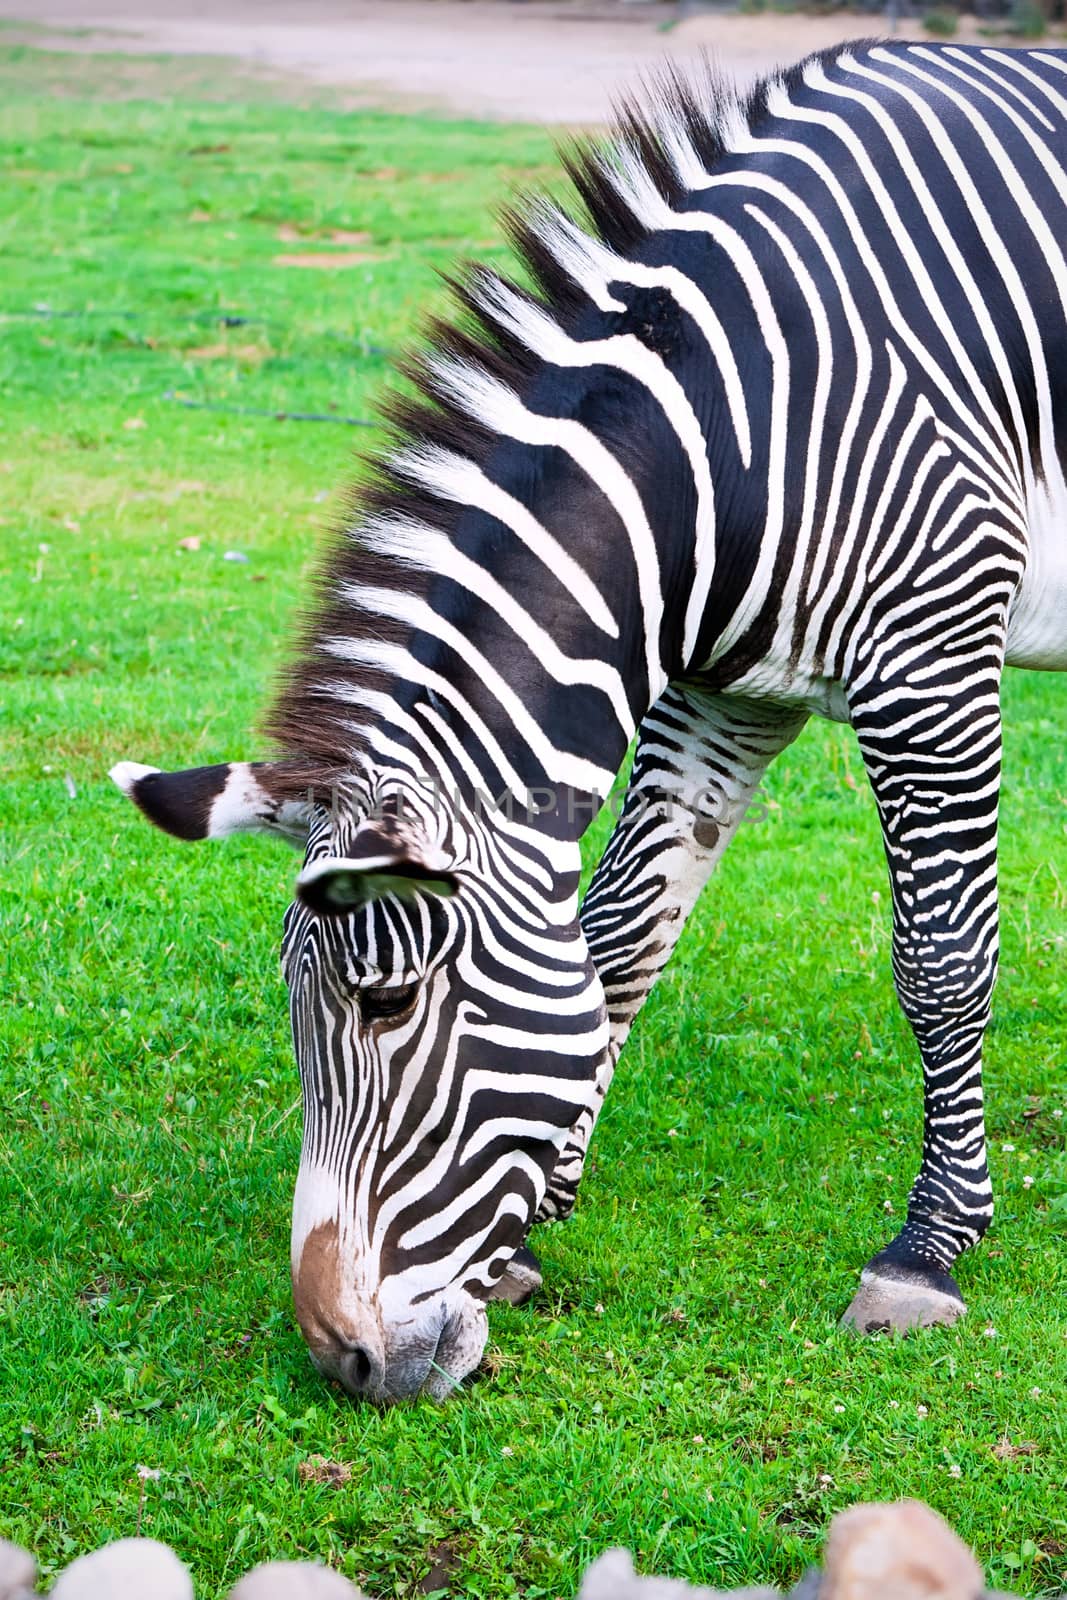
[114,42,1067,1392]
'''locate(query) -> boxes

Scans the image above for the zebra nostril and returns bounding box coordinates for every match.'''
[351,1345,372,1386]
[341,1341,383,1397]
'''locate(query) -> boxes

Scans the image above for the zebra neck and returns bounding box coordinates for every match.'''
[267,324,717,836]
[312,416,707,839]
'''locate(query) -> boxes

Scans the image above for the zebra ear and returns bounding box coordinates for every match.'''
[296,852,459,916]
[109,760,313,846]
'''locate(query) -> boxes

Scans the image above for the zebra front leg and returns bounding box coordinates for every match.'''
[536,686,808,1225]
[841,647,1006,1334]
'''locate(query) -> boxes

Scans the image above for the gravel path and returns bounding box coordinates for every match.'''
[0,0,940,122]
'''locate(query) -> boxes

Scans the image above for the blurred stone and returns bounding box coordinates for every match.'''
[579,1548,777,1600]
[51,1540,192,1600]
[228,1562,361,1599]
[0,1538,36,1600]
[821,1502,983,1600]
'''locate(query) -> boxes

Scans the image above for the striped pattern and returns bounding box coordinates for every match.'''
[117,44,1067,1393]
[281,785,609,1397]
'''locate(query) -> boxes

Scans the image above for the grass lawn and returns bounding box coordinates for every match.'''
[1,39,1066,1600]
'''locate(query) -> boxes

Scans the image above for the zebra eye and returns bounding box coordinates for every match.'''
[359,982,419,1025]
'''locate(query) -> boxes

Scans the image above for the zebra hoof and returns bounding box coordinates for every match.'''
[840,1267,966,1335]
[488,1245,542,1306]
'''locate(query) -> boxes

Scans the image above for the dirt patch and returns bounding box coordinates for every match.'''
[419,1539,461,1596]
[185,342,265,361]
[297,1454,352,1487]
[276,224,371,245]
[274,250,381,269]
[993,1435,1040,1460]
[77,1273,121,1315]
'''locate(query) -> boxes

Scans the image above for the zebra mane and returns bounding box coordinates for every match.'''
[262,49,853,797]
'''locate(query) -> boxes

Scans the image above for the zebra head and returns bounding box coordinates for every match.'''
[110,757,609,1402]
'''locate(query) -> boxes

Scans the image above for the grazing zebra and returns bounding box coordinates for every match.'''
[112,42,1067,1401]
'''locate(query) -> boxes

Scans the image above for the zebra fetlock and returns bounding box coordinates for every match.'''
[487,1244,544,1306]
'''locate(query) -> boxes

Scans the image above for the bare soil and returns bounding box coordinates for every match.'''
[0,0,1007,124]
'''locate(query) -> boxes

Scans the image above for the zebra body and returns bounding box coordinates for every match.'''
[113,43,1067,1397]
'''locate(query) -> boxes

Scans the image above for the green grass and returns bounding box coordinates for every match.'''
[2,41,1066,1600]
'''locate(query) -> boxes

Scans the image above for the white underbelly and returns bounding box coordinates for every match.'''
[1007,477,1067,669]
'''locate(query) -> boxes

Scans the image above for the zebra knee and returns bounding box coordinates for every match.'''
[893,947,997,1043]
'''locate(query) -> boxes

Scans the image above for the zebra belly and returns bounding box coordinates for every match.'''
[784,677,852,724]
[704,660,852,724]
[1007,480,1067,670]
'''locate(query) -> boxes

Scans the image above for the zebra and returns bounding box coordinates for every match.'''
[111,41,1067,1402]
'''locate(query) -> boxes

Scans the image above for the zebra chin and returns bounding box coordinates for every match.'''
[291,1223,489,1404]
